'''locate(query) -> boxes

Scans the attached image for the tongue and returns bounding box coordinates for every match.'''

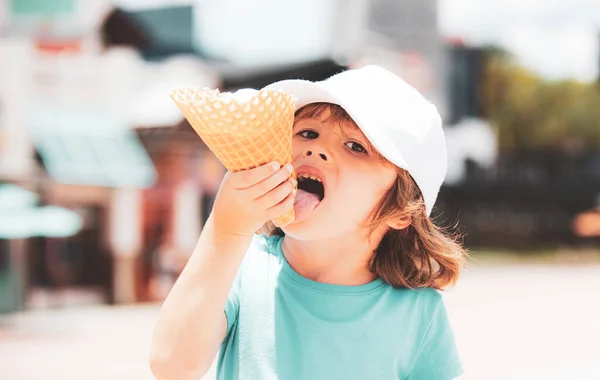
[293,189,320,223]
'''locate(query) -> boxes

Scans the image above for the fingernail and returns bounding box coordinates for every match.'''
[270,161,281,170]
[285,163,294,173]
[291,178,297,187]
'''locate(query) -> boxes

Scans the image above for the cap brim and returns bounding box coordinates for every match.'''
[266,79,340,111]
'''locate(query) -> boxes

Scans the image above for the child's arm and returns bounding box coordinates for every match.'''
[149,162,296,380]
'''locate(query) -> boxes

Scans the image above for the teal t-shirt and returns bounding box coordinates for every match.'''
[218,234,463,380]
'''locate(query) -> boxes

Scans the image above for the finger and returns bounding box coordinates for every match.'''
[265,188,296,221]
[231,161,282,189]
[247,164,295,200]
[256,177,295,210]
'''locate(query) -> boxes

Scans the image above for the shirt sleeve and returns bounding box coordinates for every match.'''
[406,297,463,380]
[222,234,264,343]
[222,263,243,344]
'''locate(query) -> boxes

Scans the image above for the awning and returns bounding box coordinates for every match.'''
[10,0,75,15]
[28,104,156,189]
[0,184,83,239]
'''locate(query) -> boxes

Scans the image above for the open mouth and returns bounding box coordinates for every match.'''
[297,174,325,201]
[292,167,326,223]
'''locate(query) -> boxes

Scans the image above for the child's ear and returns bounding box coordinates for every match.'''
[386,216,412,231]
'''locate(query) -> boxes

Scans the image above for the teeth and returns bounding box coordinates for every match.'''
[298,174,322,183]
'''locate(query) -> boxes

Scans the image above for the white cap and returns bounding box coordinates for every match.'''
[266,65,447,216]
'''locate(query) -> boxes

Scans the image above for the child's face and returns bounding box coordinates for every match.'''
[283,111,398,240]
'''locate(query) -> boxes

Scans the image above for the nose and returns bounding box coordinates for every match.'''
[303,149,328,162]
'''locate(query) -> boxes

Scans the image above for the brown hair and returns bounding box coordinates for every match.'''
[266,103,469,290]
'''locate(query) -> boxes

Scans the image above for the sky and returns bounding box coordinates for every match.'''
[113,0,600,82]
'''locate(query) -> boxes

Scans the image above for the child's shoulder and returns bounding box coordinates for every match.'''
[386,286,444,315]
[238,233,284,269]
[249,233,283,256]
[389,283,441,299]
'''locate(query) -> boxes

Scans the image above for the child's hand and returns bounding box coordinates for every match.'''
[211,162,296,237]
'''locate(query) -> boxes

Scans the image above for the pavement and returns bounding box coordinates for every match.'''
[1,263,599,380]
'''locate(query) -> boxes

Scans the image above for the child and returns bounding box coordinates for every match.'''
[150,65,468,380]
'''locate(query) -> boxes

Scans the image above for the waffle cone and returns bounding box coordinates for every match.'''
[170,87,296,227]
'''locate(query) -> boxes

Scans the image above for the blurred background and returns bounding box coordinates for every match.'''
[0,0,599,379]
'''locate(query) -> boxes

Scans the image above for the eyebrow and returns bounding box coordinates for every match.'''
[336,123,365,141]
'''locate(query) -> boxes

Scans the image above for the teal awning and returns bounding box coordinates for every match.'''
[10,0,75,15]
[0,184,83,239]
[28,104,156,189]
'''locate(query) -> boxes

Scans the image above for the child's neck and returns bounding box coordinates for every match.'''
[281,231,382,286]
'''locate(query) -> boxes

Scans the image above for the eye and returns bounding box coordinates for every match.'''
[298,130,319,139]
[345,141,367,154]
